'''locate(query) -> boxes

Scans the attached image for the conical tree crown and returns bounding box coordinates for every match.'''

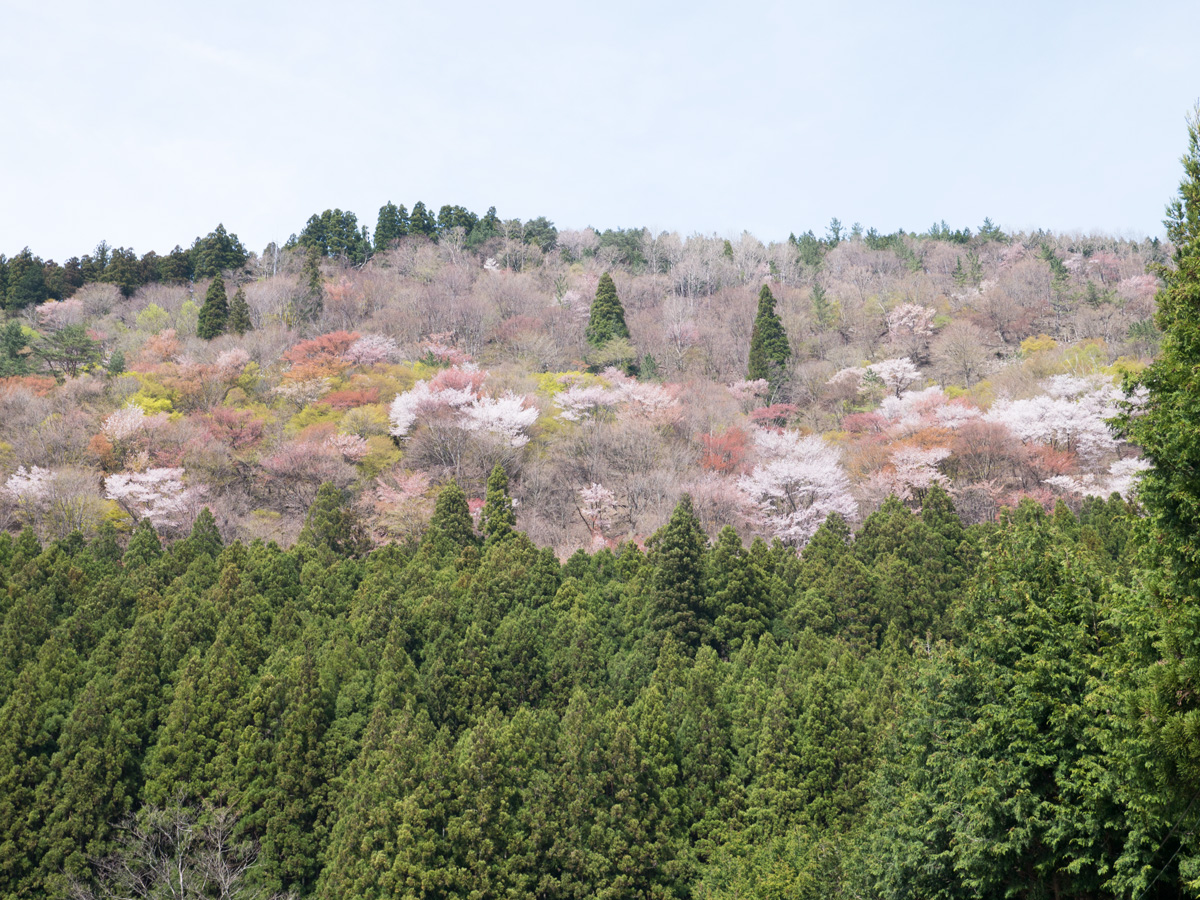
[197,275,228,340]
[585,273,630,348]
[648,494,710,650]
[747,284,790,386]
[227,286,252,335]
[423,479,478,554]
[298,482,368,557]
[480,464,516,544]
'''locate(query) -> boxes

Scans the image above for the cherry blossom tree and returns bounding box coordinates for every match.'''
[389,366,539,488]
[886,303,936,339]
[102,402,148,443]
[578,482,617,542]
[738,429,857,548]
[344,334,400,366]
[1046,456,1151,500]
[325,433,369,462]
[984,376,1121,465]
[863,445,951,506]
[105,467,207,532]
[867,357,922,397]
[365,469,434,544]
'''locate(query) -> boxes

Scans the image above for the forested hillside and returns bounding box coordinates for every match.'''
[0,204,1162,552]
[2,105,1200,899]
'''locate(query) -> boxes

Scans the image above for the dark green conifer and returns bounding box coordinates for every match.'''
[227,285,252,335]
[422,479,477,555]
[747,284,791,390]
[480,463,516,544]
[374,200,409,252]
[196,274,228,340]
[122,518,162,569]
[647,495,710,651]
[297,483,368,557]
[585,272,631,348]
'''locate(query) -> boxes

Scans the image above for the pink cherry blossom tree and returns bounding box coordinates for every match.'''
[738,429,857,548]
[105,467,207,532]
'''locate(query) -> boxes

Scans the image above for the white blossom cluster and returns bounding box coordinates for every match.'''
[738,429,857,548]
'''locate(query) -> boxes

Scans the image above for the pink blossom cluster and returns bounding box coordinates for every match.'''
[344,334,400,366]
[578,482,617,533]
[554,370,680,423]
[886,303,936,338]
[1046,457,1151,500]
[102,402,148,443]
[4,465,51,502]
[274,378,332,405]
[105,467,206,530]
[738,429,857,548]
[389,367,538,449]
[325,433,369,462]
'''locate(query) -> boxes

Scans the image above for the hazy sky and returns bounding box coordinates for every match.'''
[3,0,1199,260]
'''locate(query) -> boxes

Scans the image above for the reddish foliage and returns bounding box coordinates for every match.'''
[749,403,798,427]
[205,407,265,451]
[1027,444,1078,480]
[699,427,749,474]
[842,412,888,434]
[135,330,181,368]
[88,433,117,470]
[297,422,338,443]
[0,375,57,396]
[282,330,360,379]
[429,366,488,394]
[320,386,381,410]
[282,331,361,366]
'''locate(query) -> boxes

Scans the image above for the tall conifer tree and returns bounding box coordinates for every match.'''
[585,272,630,348]
[480,464,516,544]
[747,284,790,390]
[227,286,252,335]
[196,275,228,340]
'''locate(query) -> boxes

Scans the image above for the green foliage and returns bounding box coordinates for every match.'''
[33,324,101,379]
[647,495,710,651]
[373,200,409,251]
[292,209,370,263]
[297,482,369,558]
[585,272,631,348]
[196,274,228,340]
[480,463,516,544]
[190,224,249,278]
[747,283,791,392]
[292,244,324,324]
[423,479,478,556]
[0,320,30,376]
[226,286,252,335]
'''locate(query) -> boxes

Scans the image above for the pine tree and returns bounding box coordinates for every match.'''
[196,274,228,340]
[585,272,631,348]
[227,286,252,335]
[480,463,516,544]
[747,284,791,391]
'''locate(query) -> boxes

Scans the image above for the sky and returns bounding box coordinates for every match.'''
[3,0,1199,261]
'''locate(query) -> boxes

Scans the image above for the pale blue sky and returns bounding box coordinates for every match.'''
[3,0,1199,260]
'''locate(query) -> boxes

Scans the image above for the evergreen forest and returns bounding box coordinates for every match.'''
[3,110,1200,899]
